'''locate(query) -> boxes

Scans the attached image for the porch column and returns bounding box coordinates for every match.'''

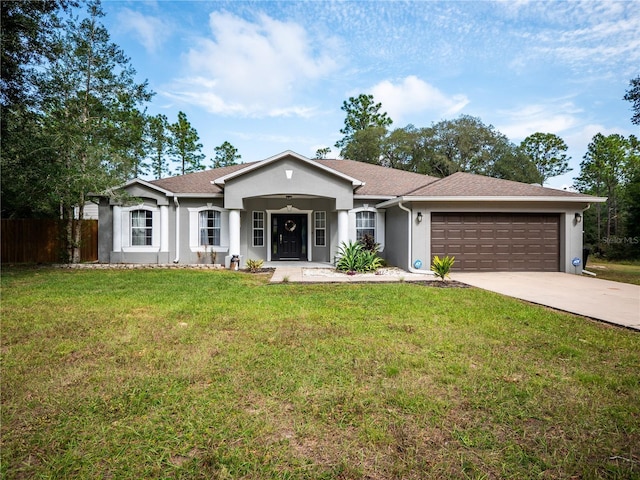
[337,210,349,247]
[229,209,241,255]
[113,205,122,252]
[160,205,169,252]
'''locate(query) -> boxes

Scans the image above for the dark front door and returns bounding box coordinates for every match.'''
[272,214,306,260]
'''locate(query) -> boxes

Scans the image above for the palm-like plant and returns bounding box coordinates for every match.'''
[430,255,455,281]
[336,241,383,273]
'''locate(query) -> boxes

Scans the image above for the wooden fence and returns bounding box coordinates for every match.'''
[1,219,98,264]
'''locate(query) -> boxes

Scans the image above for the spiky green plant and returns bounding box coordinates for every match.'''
[336,241,383,273]
[431,255,455,281]
[336,241,363,273]
[246,258,264,273]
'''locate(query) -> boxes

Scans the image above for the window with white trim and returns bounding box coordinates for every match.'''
[314,211,326,246]
[253,211,264,247]
[199,210,221,246]
[131,209,153,246]
[356,211,376,241]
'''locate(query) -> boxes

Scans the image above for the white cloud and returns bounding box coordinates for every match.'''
[169,11,340,117]
[505,1,640,77]
[117,9,168,54]
[369,76,469,124]
[495,102,581,141]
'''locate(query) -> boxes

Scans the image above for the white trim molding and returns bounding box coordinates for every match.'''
[120,204,160,253]
[187,206,230,252]
[348,206,386,252]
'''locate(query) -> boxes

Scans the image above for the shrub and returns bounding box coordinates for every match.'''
[336,241,383,273]
[359,233,379,253]
[246,258,264,273]
[336,241,362,272]
[431,255,455,281]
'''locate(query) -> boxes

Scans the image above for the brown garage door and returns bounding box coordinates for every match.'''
[431,213,560,271]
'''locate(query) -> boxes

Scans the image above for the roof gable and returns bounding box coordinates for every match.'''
[213,151,364,188]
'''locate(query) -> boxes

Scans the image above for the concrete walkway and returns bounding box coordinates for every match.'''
[450,272,640,331]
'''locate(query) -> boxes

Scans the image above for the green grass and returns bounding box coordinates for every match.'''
[586,259,640,285]
[2,267,639,479]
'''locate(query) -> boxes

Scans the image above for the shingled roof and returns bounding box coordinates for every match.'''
[316,159,439,196]
[406,171,594,199]
[149,162,255,194]
[147,158,440,197]
[144,155,595,201]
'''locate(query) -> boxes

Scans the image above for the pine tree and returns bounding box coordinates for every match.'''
[38,0,153,262]
[169,111,205,175]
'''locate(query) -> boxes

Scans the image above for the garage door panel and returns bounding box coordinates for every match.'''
[431,213,560,272]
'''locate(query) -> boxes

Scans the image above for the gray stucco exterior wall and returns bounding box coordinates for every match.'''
[223,156,354,211]
[97,197,112,263]
[384,205,411,270]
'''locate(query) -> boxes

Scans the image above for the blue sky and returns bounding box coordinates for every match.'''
[100,0,639,188]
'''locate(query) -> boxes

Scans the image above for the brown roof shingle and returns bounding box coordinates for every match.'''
[149,162,256,194]
[316,159,439,196]
[147,158,440,197]
[145,156,593,201]
[406,172,593,198]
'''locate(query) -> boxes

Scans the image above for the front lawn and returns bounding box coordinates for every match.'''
[2,268,639,479]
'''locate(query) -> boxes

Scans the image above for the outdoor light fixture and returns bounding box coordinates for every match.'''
[575,212,582,223]
[417,211,423,223]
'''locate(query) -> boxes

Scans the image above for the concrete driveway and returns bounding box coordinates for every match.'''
[450,272,640,331]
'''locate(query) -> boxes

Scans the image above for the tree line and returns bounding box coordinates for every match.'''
[328,90,640,259]
[330,93,572,186]
[2,1,638,261]
[1,0,239,261]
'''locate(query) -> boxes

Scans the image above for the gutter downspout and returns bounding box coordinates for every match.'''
[398,201,433,275]
[173,197,180,263]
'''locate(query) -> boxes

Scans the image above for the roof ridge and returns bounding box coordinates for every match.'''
[402,174,445,195]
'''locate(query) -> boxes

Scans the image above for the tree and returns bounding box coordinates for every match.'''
[147,114,172,179]
[1,0,76,109]
[37,0,153,262]
[123,109,149,179]
[212,141,241,168]
[380,125,422,170]
[341,126,387,164]
[405,115,539,182]
[1,0,76,219]
[314,147,331,159]
[574,133,634,253]
[624,76,640,126]
[487,142,542,184]
[620,135,640,258]
[170,111,205,175]
[520,133,570,185]
[335,94,392,161]
[428,115,503,174]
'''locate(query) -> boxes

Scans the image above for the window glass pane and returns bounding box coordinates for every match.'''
[314,211,326,246]
[132,210,152,246]
[199,210,220,246]
[253,211,264,247]
[356,211,375,242]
